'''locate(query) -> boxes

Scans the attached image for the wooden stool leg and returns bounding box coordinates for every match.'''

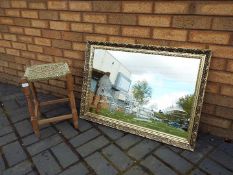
[21,78,40,137]
[66,73,78,129]
[29,82,41,118]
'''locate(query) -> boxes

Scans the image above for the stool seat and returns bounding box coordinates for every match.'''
[24,62,70,82]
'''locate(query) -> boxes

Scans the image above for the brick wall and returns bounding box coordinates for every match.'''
[0,0,232,139]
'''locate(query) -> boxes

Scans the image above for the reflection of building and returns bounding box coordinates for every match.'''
[91,50,132,103]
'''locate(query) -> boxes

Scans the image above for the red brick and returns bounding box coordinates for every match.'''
[221,85,233,97]
[11,0,27,8]
[50,21,69,31]
[0,25,8,33]
[52,39,72,49]
[189,31,230,45]
[208,70,233,85]
[18,36,33,43]
[95,24,120,35]
[93,1,120,12]
[138,15,171,27]
[14,56,30,65]
[154,2,190,14]
[195,3,233,16]
[44,47,62,57]
[200,123,233,139]
[109,36,135,44]
[4,67,17,76]
[60,12,81,22]
[14,18,31,27]
[226,60,233,72]
[206,82,220,94]
[83,13,107,23]
[27,44,43,53]
[209,45,233,59]
[37,54,53,62]
[212,17,233,31]
[63,50,83,59]
[34,37,51,46]
[169,41,206,49]
[3,34,16,41]
[108,14,137,25]
[84,34,107,42]
[0,60,8,67]
[8,62,23,71]
[0,47,5,53]
[42,29,61,39]
[201,114,231,129]
[31,20,48,28]
[0,40,11,47]
[73,60,85,69]
[205,92,233,108]
[12,42,27,50]
[49,79,65,88]
[9,26,24,34]
[6,48,20,56]
[39,11,59,20]
[202,103,215,115]
[122,2,153,13]
[71,23,93,33]
[31,60,47,65]
[5,9,20,17]
[0,17,13,25]
[21,10,38,19]
[72,42,86,51]
[172,16,212,29]
[0,1,10,8]
[61,32,82,42]
[24,28,41,36]
[29,2,46,9]
[48,1,67,10]
[69,1,92,11]
[21,51,36,59]
[216,106,233,120]
[54,57,72,65]
[122,26,150,38]
[153,28,187,41]
[210,58,227,71]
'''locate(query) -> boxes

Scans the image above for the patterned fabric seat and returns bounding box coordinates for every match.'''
[24,62,70,82]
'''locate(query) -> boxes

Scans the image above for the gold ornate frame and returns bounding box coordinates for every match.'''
[80,41,211,151]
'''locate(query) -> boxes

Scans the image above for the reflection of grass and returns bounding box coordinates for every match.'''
[93,108,188,138]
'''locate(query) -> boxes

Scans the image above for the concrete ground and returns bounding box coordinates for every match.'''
[0,83,232,175]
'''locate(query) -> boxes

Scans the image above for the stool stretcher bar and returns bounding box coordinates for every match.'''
[40,98,69,106]
[38,114,73,125]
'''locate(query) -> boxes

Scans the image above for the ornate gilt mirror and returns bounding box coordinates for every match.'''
[81,41,211,151]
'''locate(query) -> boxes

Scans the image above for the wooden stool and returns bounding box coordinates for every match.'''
[20,62,78,137]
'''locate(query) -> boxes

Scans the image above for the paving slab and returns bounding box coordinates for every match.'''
[59,163,89,175]
[2,141,27,166]
[32,150,62,175]
[102,144,133,171]
[85,152,118,175]
[199,158,233,175]
[51,142,79,168]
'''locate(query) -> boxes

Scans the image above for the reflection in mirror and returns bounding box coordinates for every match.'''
[81,42,211,150]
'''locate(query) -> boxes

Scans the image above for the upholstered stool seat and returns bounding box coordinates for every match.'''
[24,62,70,82]
[21,62,78,137]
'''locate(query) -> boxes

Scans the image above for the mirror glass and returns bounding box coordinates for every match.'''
[81,42,211,150]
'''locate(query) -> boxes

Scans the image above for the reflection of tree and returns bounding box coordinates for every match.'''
[132,80,152,106]
[176,94,194,117]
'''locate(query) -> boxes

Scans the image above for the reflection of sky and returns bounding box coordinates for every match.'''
[107,50,200,110]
